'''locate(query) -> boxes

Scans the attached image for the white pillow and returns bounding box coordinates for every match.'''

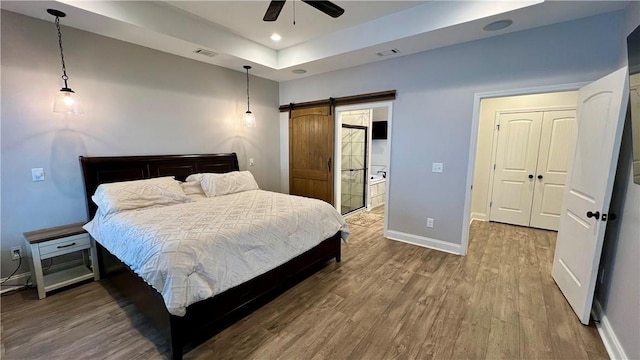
[92,177,191,216]
[180,179,206,197]
[200,171,259,197]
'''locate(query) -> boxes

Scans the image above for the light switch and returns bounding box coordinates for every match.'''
[32,168,45,182]
[432,163,443,173]
[249,158,255,166]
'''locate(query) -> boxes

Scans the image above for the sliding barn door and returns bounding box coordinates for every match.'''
[289,106,335,204]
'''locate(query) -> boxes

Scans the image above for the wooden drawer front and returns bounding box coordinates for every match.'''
[39,233,91,259]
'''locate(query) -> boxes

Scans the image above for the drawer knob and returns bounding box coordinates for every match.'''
[56,242,76,249]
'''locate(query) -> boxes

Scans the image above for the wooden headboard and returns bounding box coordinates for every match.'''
[79,153,239,218]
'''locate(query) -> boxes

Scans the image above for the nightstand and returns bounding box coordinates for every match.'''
[23,222,100,299]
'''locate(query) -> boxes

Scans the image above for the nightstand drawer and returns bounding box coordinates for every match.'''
[39,233,91,259]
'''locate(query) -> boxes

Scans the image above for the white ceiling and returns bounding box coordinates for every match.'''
[0,1,629,82]
[165,1,427,50]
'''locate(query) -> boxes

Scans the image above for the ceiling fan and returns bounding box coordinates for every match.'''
[263,1,345,22]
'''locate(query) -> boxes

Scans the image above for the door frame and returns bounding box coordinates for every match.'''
[461,82,588,255]
[335,101,394,232]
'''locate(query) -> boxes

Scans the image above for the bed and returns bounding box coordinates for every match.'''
[79,153,345,360]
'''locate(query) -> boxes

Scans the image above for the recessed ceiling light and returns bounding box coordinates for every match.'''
[483,19,513,32]
[270,33,282,42]
[292,69,307,74]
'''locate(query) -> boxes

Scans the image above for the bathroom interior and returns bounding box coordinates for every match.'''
[339,106,389,215]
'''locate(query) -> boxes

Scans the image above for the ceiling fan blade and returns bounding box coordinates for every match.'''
[301,1,345,18]
[263,0,286,22]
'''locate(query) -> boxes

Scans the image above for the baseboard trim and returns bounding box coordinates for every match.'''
[592,299,629,360]
[0,259,85,294]
[0,272,31,294]
[385,230,462,255]
[470,212,488,223]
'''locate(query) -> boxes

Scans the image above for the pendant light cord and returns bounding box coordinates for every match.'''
[246,67,251,112]
[54,16,69,88]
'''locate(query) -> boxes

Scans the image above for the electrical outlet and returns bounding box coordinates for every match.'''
[432,163,443,173]
[10,247,21,261]
[427,218,434,228]
[249,158,255,166]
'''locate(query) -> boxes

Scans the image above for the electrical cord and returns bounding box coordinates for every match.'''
[0,253,22,286]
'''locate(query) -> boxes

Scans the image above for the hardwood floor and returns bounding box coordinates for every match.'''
[1,207,608,359]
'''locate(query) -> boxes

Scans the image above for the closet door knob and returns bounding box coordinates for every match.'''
[537,175,543,179]
[528,174,534,179]
[586,211,600,220]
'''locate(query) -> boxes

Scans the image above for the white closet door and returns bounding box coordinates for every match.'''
[530,110,577,231]
[490,112,543,226]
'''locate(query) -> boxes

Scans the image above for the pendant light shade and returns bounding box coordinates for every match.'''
[243,65,256,127]
[243,111,257,128]
[48,9,84,115]
[53,88,84,115]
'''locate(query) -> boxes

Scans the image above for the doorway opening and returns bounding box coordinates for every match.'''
[461,83,586,256]
[470,91,578,232]
[341,124,368,215]
[335,102,393,230]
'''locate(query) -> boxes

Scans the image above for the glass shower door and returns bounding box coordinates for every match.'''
[341,125,367,215]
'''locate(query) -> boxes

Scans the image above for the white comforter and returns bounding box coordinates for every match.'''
[84,190,348,316]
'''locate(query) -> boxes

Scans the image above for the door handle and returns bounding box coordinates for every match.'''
[528,174,534,179]
[602,213,617,221]
[537,175,543,179]
[586,211,600,220]
[327,157,332,172]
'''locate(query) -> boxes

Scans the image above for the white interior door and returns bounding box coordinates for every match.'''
[490,112,543,226]
[552,67,629,325]
[530,110,577,231]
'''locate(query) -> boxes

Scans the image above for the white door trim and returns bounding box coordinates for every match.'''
[461,82,588,255]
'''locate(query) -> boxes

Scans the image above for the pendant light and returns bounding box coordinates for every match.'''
[48,9,84,115]
[242,65,256,127]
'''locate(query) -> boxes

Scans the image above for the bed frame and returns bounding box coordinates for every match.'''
[79,153,341,360]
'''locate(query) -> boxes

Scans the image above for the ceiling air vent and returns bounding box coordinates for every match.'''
[376,49,400,57]
[193,48,218,57]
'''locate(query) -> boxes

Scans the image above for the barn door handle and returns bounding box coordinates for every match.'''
[327,157,332,172]
[537,175,543,179]
[586,211,600,220]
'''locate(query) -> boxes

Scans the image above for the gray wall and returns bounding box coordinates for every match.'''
[596,3,640,359]
[0,10,281,278]
[280,11,625,245]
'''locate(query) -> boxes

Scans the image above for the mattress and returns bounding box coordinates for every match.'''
[84,189,348,316]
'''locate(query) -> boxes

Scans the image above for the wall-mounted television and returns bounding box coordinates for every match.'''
[372,121,388,140]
